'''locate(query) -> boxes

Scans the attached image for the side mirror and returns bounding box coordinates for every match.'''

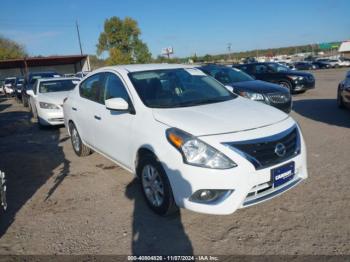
[26,90,34,96]
[225,85,234,93]
[105,97,129,111]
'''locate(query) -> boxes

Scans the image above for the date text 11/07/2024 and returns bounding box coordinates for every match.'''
[127,255,219,261]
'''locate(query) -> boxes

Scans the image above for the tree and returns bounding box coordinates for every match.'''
[96,16,152,65]
[89,55,107,70]
[203,54,213,62]
[0,36,27,60]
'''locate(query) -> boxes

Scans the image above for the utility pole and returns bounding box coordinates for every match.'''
[76,20,83,55]
[227,43,232,61]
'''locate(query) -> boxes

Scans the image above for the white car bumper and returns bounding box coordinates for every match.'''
[37,108,64,126]
[4,87,14,94]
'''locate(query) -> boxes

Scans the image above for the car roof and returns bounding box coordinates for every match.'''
[37,77,80,82]
[28,71,59,75]
[95,63,196,73]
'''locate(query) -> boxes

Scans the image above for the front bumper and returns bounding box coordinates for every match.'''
[292,79,315,91]
[162,118,307,215]
[38,108,64,126]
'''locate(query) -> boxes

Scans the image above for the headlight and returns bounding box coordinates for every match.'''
[239,91,265,101]
[166,128,237,169]
[288,76,304,81]
[39,102,60,109]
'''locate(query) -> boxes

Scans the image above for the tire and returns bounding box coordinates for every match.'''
[22,96,28,107]
[138,154,178,216]
[337,89,345,109]
[31,105,43,128]
[278,81,292,92]
[69,122,91,157]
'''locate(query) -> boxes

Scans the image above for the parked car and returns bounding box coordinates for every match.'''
[198,64,292,113]
[234,62,315,93]
[63,64,307,216]
[0,80,4,94]
[74,71,90,79]
[21,71,61,107]
[27,77,79,127]
[337,58,350,67]
[311,61,332,69]
[13,77,24,101]
[278,62,296,70]
[3,77,16,96]
[293,62,315,70]
[337,71,350,109]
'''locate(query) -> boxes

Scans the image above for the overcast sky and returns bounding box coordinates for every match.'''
[1,0,349,58]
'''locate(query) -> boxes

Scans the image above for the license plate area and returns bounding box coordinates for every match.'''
[271,162,295,188]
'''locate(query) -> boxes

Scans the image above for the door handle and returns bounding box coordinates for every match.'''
[72,107,77,111]
[94,115,101,120]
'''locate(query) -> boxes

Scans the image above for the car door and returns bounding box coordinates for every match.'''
[74,72,106,146]
[92,71,135,169]
[251,64,271,82]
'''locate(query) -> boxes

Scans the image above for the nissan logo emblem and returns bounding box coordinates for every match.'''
[275,143,286,157]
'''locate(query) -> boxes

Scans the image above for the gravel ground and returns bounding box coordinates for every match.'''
[0,68,349,255]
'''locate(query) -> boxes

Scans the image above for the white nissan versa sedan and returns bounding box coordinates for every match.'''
[27,78,80,127]
[63,64,307,216]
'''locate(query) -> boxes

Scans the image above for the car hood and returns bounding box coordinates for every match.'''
[229,80,289,94]
[152,97,289,136]
[39,91,71,105]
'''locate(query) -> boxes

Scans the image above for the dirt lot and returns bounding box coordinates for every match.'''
[0,68,349,255]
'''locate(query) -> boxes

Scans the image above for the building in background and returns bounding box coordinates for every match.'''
[338,41,350,59]
[0,55,90,80]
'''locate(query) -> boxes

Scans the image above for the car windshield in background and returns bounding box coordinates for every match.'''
[204,67,254,84]
[267,63,290,73]
[29,73,61,84]
[39,80,77,93]
[5,79,16,85]
[129,68,236,108]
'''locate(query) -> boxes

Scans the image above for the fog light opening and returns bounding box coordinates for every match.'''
[190,189,233,204]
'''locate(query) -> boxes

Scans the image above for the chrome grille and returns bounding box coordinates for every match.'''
[224,127,300,170]
[266,93,291,104]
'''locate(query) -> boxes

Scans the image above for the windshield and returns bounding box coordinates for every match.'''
[29,73,60,84]
[5,79,16,85]
[129,68,236,108]
[39,79,78,93]
[202,67,253,84]
[267,63,290,73]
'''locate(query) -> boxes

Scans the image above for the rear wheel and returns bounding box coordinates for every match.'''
[69,122,91,157]
[138,154,178,216]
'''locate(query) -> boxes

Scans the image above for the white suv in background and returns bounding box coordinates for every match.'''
[63,64,307,215]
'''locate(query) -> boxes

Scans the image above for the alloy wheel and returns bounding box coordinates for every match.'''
[71,127,80,152]
[141,164,165,207]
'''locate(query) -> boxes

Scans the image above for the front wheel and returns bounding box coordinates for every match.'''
[278,81,292,92]
[138,155,178,216]
[22,96,29,107]
[337,90,345,109]
[69,122,91,157]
